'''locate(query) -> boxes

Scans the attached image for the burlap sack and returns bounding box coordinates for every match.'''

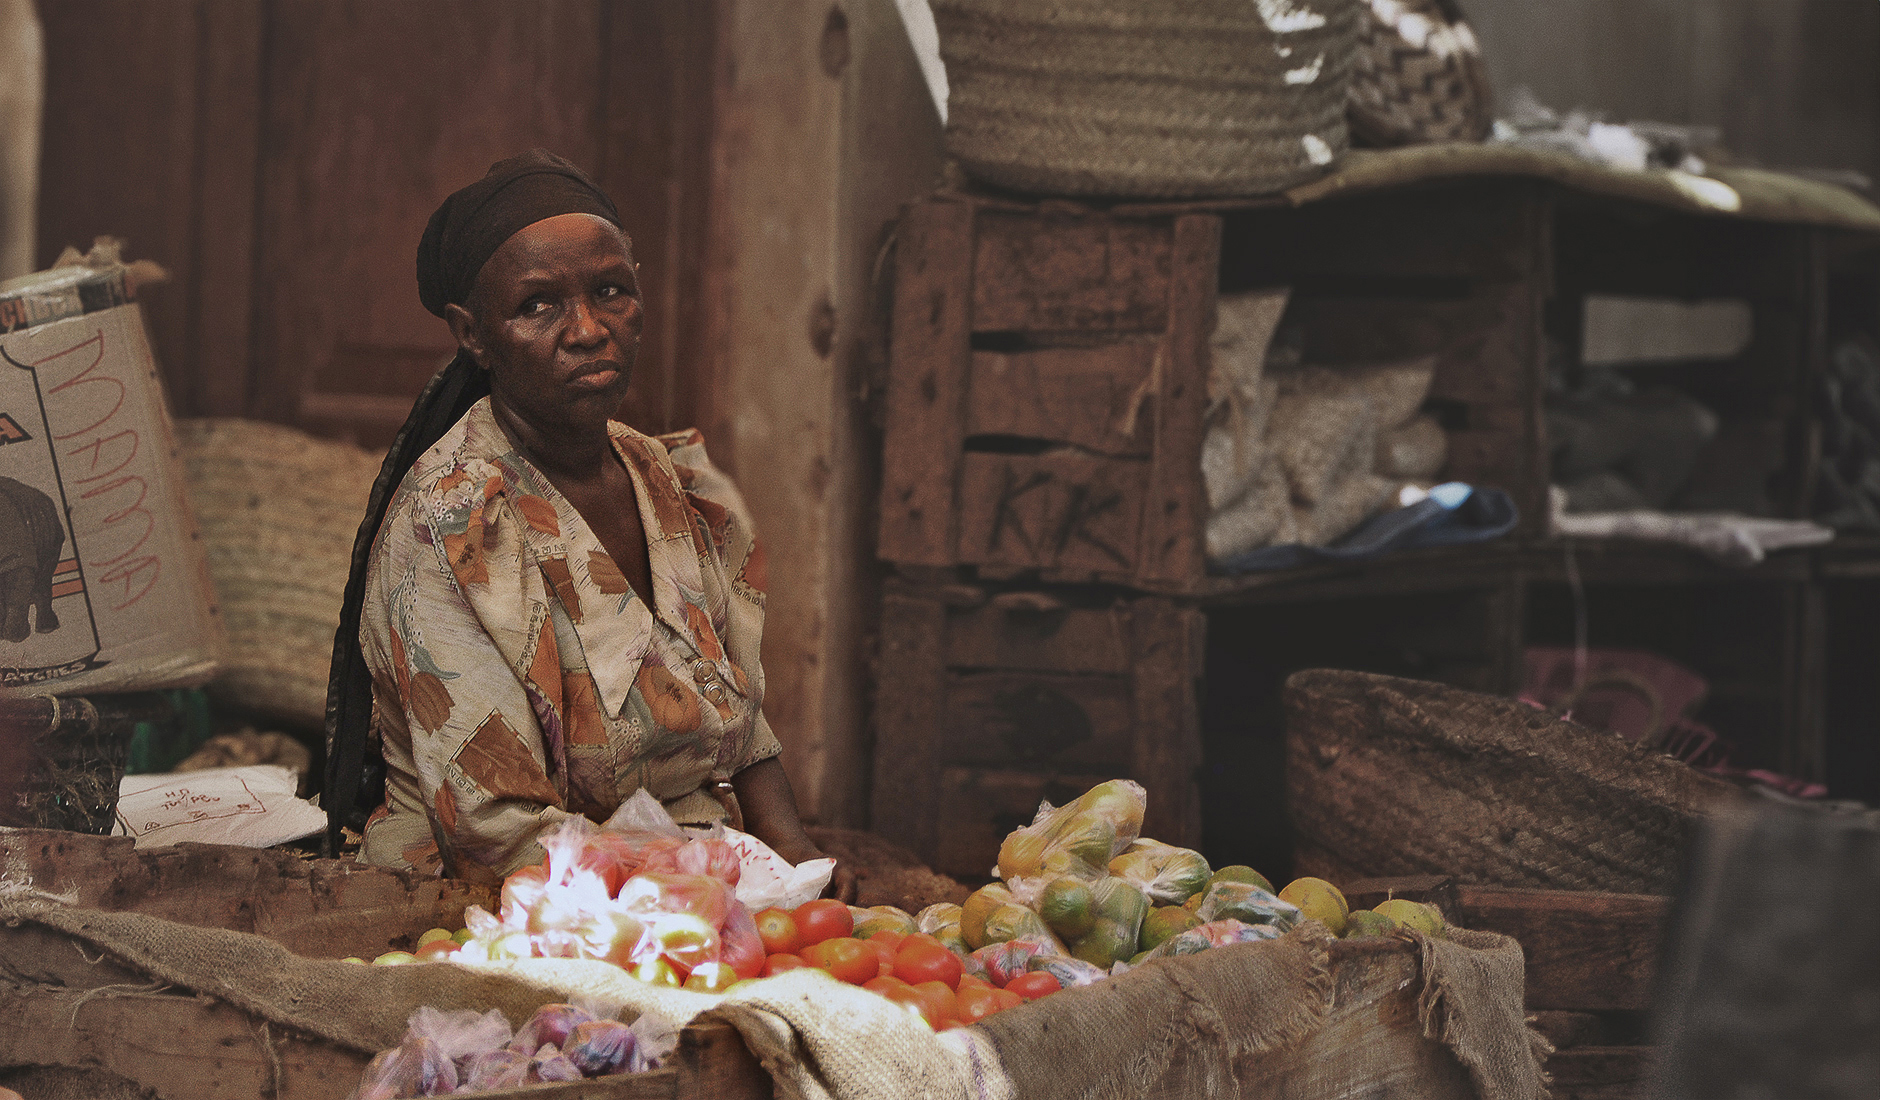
[2,902,1546,1100]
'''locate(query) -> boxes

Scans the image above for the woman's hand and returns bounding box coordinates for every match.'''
[730,757,858,902]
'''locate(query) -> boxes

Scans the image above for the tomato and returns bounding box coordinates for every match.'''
[865,929,907,952]
[956,973,995,993]
[803,937,877,985]
[990,988,1023,1012]
[893,940,964,990]
[897,980,958,1029]
[683,961,739,993]
[898,932,947,954]
[753,907,802,956]
[793,898,854,946]
[866,937,898,978]
[863,975,910,996]
[1004,971,1063,1000]
[955,981,1004,1024]
[764,953,806,977]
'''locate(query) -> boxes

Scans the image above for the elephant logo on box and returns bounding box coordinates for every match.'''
[0,475,66,643]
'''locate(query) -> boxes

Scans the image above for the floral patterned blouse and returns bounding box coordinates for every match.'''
[358,397,780,882]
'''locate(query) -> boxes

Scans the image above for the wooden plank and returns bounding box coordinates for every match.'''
[1231,941,1476,1099]
[1136,214,1217,587]
[1341,874,1463,918]
[0,987,377,1100]
[1544,1045,1654,1100]
[943,670,1134,771]
[869,591,949,860]
[971,210,1171,333]
[1128,601,1205,849]
[667,1019,770,1100]
[1779,578,1827,783]
[964,341,1157,456]
[1220,180,1541,284]
[941,600,1133,676]
[931,766,1116,879]
[0,829,496,961]
[1455,885,1671,1013]
[878,199,974,565]
[956,450,1148,577]
[0,985,756,1100]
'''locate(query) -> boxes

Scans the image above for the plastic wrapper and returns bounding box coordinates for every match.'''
[916,903,962,934]
[853,905,918,939]
[348,1035,454,1100]
[982,902,1065,951]
[509,1004,596,1056]
[916,902,969,955]
[1140,918,1282,963]
[565,1019,637,1076]
[1109,839,1212,905]
[594,792,742,888]
[531,1047,583,1083]
[1068,877,1149,969]
[995,780,1146,904]
[1193,882,1301,931]
[960,883,1014,950]
[460,1049,533,1091]
[971,939,1049,987]
[1027,953,1108,989]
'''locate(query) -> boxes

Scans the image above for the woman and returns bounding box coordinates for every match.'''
[325,151,848,896]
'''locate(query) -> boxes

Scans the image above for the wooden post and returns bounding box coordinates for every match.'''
[868,590,948,858]
[877,199,974,566]
[1138,214,1219,587]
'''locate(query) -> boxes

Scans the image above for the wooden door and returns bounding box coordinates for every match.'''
[36,0,717,447]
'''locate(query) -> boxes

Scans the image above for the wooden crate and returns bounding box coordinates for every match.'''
[0,828,769,1100]
[1342,874,1671,1100]
[876,185,1552,592]
[871,583,1204,879]
[878,197,1219,588]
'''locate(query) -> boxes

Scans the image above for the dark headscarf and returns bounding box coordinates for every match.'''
[323,151,622,853]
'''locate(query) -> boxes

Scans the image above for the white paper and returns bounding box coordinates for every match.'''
[113,765,325,849]
[718,826,836,911]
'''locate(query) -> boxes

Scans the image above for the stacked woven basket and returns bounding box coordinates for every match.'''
[932,0,1495,200]
[933,0,1364,199]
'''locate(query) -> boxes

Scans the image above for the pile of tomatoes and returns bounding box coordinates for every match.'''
[753,899,1062,1029]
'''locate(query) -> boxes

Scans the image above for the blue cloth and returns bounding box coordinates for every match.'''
[1210,483,1519,574]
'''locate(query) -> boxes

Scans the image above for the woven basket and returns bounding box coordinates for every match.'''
[933,0,1362,199]
[176,419,381,731]
[1285,669,1737,894]
[1346,0,1493,146]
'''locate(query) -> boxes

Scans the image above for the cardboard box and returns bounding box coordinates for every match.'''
[0,262,222,691]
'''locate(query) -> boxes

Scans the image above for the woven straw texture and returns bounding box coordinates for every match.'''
[1285,669,1738,894]
[1347,0,1493,147]
[176,419,381,731]
[933,0,1362,199]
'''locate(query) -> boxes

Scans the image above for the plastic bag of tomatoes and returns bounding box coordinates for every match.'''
[750,899,1069,1030]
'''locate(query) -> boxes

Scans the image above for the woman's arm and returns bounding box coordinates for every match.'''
[731,756,857,902]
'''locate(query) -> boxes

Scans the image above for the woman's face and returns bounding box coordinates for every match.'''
[449,213,644,437]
